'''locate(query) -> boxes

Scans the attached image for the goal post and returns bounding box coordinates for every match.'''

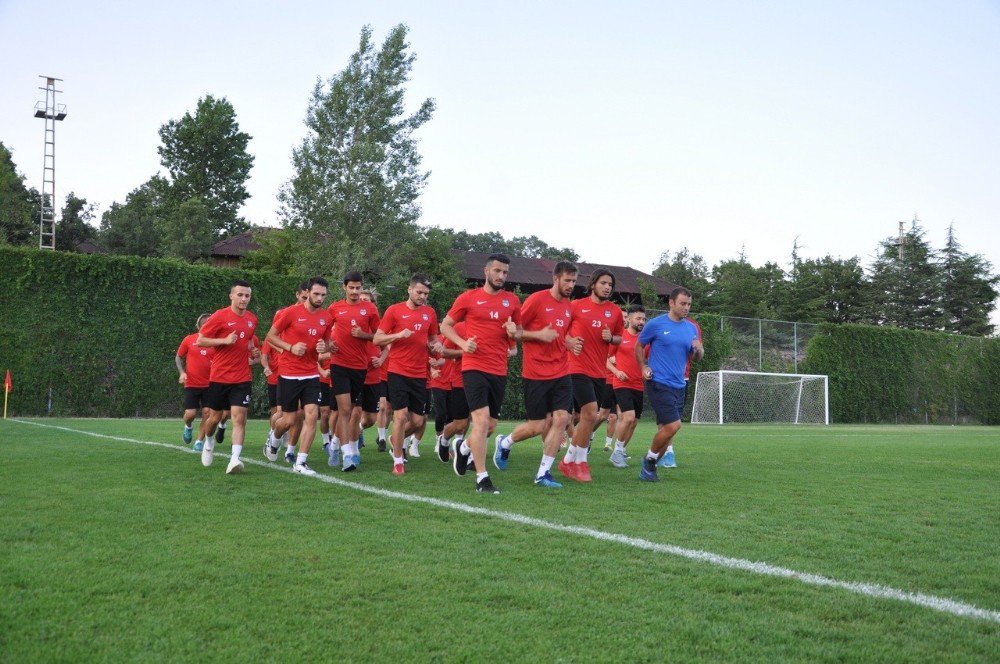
[691,370,829,424]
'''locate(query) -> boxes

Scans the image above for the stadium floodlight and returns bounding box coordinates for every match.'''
[691,370,829,425]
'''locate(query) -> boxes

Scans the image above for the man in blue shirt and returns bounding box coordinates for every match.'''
[634,287,703,482]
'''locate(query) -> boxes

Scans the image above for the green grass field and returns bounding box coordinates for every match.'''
[1,417,998,662]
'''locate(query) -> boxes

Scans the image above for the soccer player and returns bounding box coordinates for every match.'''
[658,315,702,468]
[359,339,389,449]
[373,273,443,476]
[263,277,333,475]
[562,269,624,482]
[607,305,648,468]
[635,287,703,482]
[440,253,522,495]
[434,321,470,462]
[326,272,381,472]
[427,349,451,457]
[493,261,578,488]
[177,313,215,449]
[197,280,261,474]
[265,283,309,463]
[598,370,618,452]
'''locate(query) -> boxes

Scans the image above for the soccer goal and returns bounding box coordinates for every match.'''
[691,370,829,424]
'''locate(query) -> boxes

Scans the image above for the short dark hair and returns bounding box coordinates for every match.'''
[669,286,693,301]
[308,276,329,290]
[588,268,616,293]
[296,280,310,293]
[626,304,646,315]
[553,261,578,277]
[410,273,432,288]
[196,313,211,328]
[343,271,363,285]
[231,279,251,290]
[486,253,511,266]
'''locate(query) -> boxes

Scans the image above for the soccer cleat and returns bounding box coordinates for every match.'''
[215,426,226,445]
[534,472,563,488]
[327,445,341,468]
[557,458,577,481]
[639,457,659,482]
[609,449,629,468]
[377,438,387,453]
[437,437,450,463]
[576,462,593,483]
[182,427,193,444]
[476,476,500,494]
[284,451,296,464]
[658,449,677,468]
[293,462,317,476]
[408,440,421,458]
[225,457,244,474]
[342,456,358,472]
[193,440,204,452]
[201,441,215,467]
[351,454,361,467]
[263,442,279,462]
[392,463,405,476]
[493,435,511,471]
[453,443,471,477]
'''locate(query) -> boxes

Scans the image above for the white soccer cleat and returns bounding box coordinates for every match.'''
[293,462,317,476]
[408,440,421,458]
[201,441,215,467]
[226,457,244,474]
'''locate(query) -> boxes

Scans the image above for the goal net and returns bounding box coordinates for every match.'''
[691,370,829,424]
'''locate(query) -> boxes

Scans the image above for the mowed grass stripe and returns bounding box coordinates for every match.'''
[11,418,1000,626]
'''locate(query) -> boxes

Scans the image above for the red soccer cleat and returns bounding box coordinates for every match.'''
[392,463,405,476]
[558,458,578,481]
[575,461,592,483]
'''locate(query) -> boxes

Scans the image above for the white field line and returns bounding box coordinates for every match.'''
[12,419,1000,625]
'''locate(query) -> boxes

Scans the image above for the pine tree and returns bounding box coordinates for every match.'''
[938,223,998,336]
[866,216,940,330]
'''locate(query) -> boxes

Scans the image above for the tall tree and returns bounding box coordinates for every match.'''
[938,223,998,336]
[158,95,254,239]
[0,142,40,246]
[652,247,711,297]
[55,192,97,251]
[279,24,435,284]
[98,177,169,257]
[160,197,215,262]
[443,228,579,261]
[866,216,940,330]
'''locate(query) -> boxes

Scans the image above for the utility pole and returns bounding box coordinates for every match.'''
[896,220,905,260]
[34,76,67,250]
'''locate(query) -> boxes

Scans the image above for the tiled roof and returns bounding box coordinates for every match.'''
[211,230,260,257]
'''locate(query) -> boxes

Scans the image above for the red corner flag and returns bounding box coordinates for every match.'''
[3,370,10,393]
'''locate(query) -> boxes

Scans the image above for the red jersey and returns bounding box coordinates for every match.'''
[271,302,333,378]
[567,298,625,378]
[378,302,439,379]
[319,355,332,386]
[201,307,258,384]
[428,334,453,390]
[328,299,381,370]
[364,343,384,386]
[520,290,573,381]
[685,318,703,380]
[261,341,280,386]
[611,329,648,391]
[446,288,521,377]
[177,333,215,388]
[443,322,466,389]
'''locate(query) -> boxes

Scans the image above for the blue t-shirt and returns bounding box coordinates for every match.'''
[637,315,699,389]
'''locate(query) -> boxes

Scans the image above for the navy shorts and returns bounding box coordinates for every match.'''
[646,380,685,425]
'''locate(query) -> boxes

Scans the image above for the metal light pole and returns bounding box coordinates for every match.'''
[34,76,67,250]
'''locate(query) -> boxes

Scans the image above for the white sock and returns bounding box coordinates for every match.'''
[331,435,341,447]
[296,452,308,465]
[476,471,488,483]
[605,436,613,446]
[589,432,595,443]
[459,440,471,455]
[218,421,227,430]
[322,432,332,445]
[646,450,658,462]
[342,442,356,458]
[578,445,589,463]
[615,441,625,452]
[377,427,387,439]
[231,444,242,460]
[267,429,275,444]
[392,454,405,465]
[184,424,192,431]
[566,445,583,463]
[538,454,555,476]
[500,435,513,450]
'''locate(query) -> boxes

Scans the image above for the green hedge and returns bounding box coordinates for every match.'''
[0,246,299,418]
[801,323,1000,424]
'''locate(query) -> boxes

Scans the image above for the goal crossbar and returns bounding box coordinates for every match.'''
[691,370,829,425]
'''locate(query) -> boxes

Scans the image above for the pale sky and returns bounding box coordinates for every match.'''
[2,1,998,318]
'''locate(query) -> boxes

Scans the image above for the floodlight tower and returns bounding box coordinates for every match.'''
[34,76,67,250]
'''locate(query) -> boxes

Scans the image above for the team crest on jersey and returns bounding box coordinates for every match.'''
[319,318,326,326]
[604,310,611,318]
[564,310,571,318]
[502,299,510,308]
[422,313,429,321]
[360,309,367,316]
[247,320,254,328]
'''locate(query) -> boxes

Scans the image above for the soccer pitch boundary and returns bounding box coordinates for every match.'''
[13,418,1000,626]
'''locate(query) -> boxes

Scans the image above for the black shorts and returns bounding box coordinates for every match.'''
[388,373,427,414]
[647,380,685,425]
[448,387,470,421]
[318,381,332,408]
[614,388,645,418]
[432,388,451,426]
[523,376,573,421]
[207,381,252,411]
[571,374,605,411]
[361,381,386,413]
[462,370,506,420]
[277,376,325,412]
[183,387,210,411]
[331,365,366,405]
[267,384,278,409]
[599,381,617,410]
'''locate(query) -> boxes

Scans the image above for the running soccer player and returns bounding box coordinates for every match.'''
[440,253,522,495]
[263,277,333,475]
[493,261,578,488]
[325,272,381,471]
[264,283,309,463]
[197,280,261,474]
[562,269,624,482]
[177,313,215,450]
[607,305,648,468]
[635,287,703,482]
[373,274,443,476]
[434,322,470,462]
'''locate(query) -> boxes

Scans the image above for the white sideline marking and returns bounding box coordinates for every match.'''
[13,419,1000,625]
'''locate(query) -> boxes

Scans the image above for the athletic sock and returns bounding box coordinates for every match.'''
[615,441,625,452]
[538,454,555,476]
[331,435,341,447]
[392,454,405,465]
[342,442,355,458]
[578,445,589,463]
[218,421,227,430]
[566,444,583,462]
[322,433,332,445]
[500,435,513,450]
[476,471,489,483]
[605,436,613,447]
[459,440,472,455]
[231,444,243,460]
[645,450,658,462]
[296,452,308,465]
[589,432,595,443]
[377,427,387,440]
